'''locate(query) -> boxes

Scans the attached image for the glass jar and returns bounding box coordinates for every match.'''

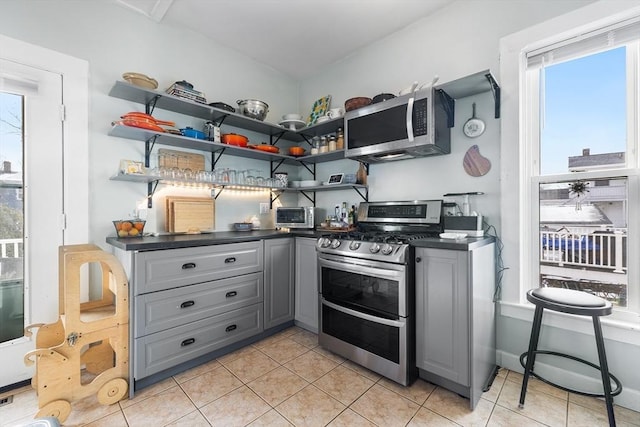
[319,136,328,153]
[311,136,320,155]
[328,135,337,151]
[336,128,344,150]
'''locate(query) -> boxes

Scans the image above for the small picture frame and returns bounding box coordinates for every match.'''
[327,173,344,185]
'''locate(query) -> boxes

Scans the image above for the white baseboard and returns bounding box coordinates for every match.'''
[497,350,640,413]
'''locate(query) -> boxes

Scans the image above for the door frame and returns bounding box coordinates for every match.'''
[0,33,88,387]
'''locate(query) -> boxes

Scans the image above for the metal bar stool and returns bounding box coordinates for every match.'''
[519,287,622,426]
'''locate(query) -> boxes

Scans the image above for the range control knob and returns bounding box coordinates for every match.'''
[330,239,342,249]
[317,237,332,248]
[381,244,394,255]
[369,243,381,253]
[349,241,361,251]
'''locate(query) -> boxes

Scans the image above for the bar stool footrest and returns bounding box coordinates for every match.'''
[519,350,622,397]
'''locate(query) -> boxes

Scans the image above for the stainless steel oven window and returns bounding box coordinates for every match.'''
[318,254,407,317]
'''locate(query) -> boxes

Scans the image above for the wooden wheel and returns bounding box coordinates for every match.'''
[36,399,71,423]
[97,378,128,405]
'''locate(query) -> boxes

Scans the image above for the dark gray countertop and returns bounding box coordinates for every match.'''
[106,229,325,251]
[106,229,495,252]
[411,235,495,251]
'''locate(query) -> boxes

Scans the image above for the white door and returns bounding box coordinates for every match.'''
[0,58,64,387]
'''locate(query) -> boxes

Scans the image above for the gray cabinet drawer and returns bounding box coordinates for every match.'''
[134,241,263,294]
[134,303,263,379]
[134,272,263,336]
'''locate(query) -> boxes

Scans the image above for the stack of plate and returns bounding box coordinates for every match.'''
[166,83,207,104]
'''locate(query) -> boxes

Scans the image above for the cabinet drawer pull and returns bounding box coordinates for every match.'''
[225,324,237,333]
[224,257,236,263]
[225,291,238,298]
[181,338,196,347]
[182,262,197,269]
[180,300,195,308]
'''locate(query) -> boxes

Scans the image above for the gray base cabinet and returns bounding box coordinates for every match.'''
[114,240,266,396]
[294,237,318,333]
[263,238,294,329]
[415,242,496,409]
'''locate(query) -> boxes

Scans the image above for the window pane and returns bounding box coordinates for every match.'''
[539,178,628,307]
[0,92,25,342]
[540,47,627,175]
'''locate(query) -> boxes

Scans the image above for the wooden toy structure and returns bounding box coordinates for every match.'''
[24,245,129,423]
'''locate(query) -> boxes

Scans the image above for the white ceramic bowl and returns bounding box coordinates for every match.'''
[283,113,302,121]
[299,180,322,187]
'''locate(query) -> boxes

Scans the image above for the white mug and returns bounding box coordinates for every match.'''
[326,108,344,119]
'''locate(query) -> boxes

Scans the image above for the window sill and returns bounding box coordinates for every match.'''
[499,301,640,346]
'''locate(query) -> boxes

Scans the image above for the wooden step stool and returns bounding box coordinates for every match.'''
[23,244,130,423]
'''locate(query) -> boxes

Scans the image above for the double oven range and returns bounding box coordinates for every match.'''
[316,200,443,386]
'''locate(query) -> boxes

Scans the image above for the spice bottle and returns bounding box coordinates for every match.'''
[336,128,344,150]
[328,135,337,151]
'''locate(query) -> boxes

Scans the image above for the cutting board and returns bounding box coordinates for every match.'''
[463,145,491,177]
[165,196,214,232]
[158,148,205,172]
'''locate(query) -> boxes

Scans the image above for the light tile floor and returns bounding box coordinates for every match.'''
[2,326,639,427]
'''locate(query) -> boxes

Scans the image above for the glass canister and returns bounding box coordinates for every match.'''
[336,128,344,150]
[319,136,328,153]
[311,136,320,155]
[328,135,337,151]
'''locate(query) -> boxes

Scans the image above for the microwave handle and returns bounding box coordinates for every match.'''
[406,96,415,142]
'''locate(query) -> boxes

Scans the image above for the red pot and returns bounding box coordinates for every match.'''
[221,133,249,147]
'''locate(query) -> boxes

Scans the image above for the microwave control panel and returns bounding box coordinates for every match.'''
[413,98,429,136]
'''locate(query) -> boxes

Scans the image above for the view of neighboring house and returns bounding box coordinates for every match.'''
[0,160,24,342]
[539,148,628,306]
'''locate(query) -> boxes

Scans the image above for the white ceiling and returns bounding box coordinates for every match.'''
[115,0,453,80]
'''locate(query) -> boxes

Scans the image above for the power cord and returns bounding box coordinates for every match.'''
[484,220,508,302]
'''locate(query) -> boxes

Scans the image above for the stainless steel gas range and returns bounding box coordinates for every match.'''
[316,200,443,386]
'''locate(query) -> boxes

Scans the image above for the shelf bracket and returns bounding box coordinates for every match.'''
[298,161,316,178]
[145,95,161,115]
[299,190,316,205]
[299,134,312,147]
[270,159,286,176]
[212,186,224,199]
[437,89,455,128]
[485,73,501,119]
[144,135,158,167]
[212,148,226,169]
[270,131,286,146]
[146,180,159,208]
[352,186,369,202]
[270,191,281,208]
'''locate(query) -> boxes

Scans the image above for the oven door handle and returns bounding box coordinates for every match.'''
[322,299,405,328]
[318,257,403,280]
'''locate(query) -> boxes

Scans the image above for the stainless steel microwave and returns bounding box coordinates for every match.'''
[275,207,316,229]
[344,87,451,163]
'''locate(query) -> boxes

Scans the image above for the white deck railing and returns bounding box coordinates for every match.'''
[540,229,626,273]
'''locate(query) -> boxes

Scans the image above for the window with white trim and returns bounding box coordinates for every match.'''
[523,17,640,317]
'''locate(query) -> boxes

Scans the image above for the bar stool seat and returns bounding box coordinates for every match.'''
[519,287,622,426]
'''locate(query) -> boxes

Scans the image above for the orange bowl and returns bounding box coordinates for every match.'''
[288,146,305,156]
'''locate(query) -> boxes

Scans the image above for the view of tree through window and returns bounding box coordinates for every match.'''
[538,47,629,307]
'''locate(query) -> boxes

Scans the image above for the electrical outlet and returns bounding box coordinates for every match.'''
[259,203,269,214]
